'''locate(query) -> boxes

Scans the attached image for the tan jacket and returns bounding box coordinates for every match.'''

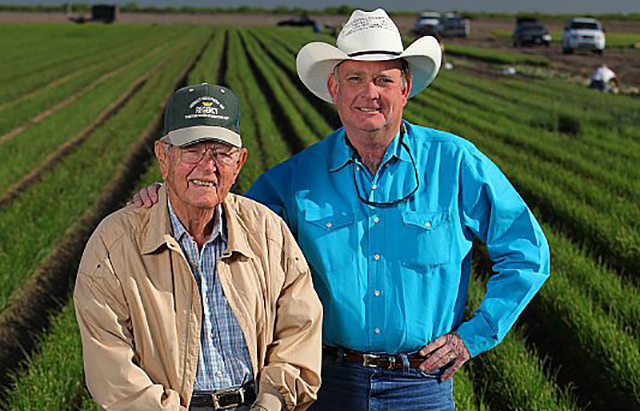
[74,187,322,411]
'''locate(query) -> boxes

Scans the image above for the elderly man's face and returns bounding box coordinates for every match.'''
[328,59,411,135]
[155,141,247,212]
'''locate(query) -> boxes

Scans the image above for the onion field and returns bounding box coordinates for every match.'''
[0,23,638,411]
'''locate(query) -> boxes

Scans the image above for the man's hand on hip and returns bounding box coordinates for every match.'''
[418,332,470,382]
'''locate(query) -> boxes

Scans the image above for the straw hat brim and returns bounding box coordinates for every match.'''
[296,36,442,104]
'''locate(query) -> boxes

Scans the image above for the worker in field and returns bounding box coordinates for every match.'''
[589,63,620,93]
[74,83,322,411]
[134,9,550,410]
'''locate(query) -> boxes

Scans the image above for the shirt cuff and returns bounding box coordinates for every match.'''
[456,312,500,358]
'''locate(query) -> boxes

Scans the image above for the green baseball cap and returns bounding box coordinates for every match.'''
[161,83,242,148]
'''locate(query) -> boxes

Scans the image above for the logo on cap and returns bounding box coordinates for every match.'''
[187,97,228,119]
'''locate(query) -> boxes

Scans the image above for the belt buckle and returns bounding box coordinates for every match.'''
[211,387,244,410]
[362,353,379,368]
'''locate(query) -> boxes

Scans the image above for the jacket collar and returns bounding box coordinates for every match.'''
[328,122,410,172]
[141,186,255,260]
[221,193,256,260]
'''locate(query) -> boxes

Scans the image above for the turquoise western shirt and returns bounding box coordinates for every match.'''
[246,121,550,357]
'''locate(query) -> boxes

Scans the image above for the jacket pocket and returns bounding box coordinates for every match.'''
[400,210,451,270]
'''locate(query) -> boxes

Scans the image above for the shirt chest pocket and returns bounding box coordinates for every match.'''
[300,212,356,273]
[399,211,452,271]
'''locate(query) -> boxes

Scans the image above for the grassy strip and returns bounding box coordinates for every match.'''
[445,72,640,151]
[444,43,550,66]
[249,28,342,130]
[224,29,267,190]
[1,300,87,410]
[453,367,489,411]
[0,28,178,138]
[0,43,170,197]
[0,25,163,103]
[465,274,580,411]
[430,72,640,189]
[0,27,212,409]
[406,92,640,279]
[233,30,293,166]
[247,28,337,138]
[410,87,639,224]
[239,30,320,150]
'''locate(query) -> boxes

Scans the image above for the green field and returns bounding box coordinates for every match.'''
[0,23,638,411]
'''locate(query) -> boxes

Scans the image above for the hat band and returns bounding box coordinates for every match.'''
[347,50,402,58]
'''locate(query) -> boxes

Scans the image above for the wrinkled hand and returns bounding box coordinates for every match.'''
[131,182,162,208]
[418,332,470,382]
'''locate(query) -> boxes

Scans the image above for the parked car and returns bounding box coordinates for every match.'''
[277,14,316,27]
[412,11,441,37]
[562,17,606,54]
[513,18,551,47]
[440,12,470,37]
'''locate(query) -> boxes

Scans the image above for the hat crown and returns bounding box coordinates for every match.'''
[337,8,404,56]
[164,83,240,136]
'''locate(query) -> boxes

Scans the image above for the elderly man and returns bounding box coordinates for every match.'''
[75,83,322,411]
[135,9,550,410]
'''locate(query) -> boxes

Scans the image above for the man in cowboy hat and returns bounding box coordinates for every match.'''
[134,9,549,410]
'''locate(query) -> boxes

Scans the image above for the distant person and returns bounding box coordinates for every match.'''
[75,83,322,411]
[134,9,550,410]
[589,63,619,93]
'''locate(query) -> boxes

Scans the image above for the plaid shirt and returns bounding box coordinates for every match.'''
[168,200,253,391]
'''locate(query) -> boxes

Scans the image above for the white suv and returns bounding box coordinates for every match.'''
[562,17,606,54]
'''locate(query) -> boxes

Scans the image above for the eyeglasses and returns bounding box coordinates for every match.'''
[177,145,239,166]
[352,129,420,208]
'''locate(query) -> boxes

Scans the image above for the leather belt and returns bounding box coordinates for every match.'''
[324,346,425,369]
[190,383,256,410]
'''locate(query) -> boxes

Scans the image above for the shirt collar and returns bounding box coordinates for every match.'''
[328,122,411,172]
[167,197,225,245]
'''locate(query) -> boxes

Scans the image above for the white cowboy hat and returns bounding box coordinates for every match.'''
[296,8,442,104]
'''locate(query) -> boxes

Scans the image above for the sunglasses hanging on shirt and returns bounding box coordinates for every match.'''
[351,126,420,208]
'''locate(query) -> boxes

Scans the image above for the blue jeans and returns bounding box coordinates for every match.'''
[309,352,454,411]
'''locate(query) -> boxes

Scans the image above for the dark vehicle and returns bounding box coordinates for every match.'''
[91,5,117,23]
[513,18,551,47]
[277,14,316,27]
[68,4,117,24]
[440,13,470,38]
[412,11,441,37]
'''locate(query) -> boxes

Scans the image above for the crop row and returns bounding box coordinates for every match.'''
[445,43,551,66]
[0,27,180,141]
[0,24,171,104]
